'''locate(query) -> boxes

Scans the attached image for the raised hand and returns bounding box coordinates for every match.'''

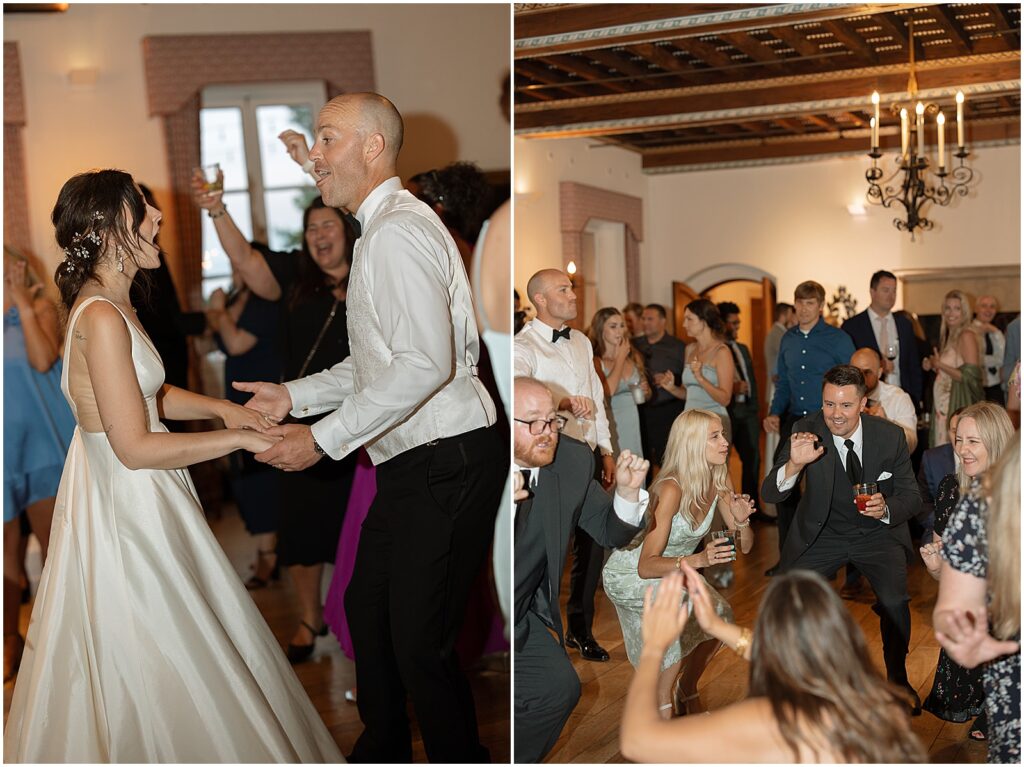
[232,380,292,423]
[191,167,224,210]
[4,260,40,310]
[728,491,756,524]
[936,607,1020,669]
[788,431,824,468]
[278,130,311,167]
[614,450,650,500]
[680,561,722,635]
[640,570,689,654]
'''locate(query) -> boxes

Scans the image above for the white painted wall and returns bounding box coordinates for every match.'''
[515,133,1020,317]
[646,144,1021,312]
[513,136,646,299]
[5,3,509,266]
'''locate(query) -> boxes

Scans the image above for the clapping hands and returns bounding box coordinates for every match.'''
[641,570,689,655]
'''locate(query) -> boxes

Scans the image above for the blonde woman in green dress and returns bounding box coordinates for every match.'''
[603,409,755,716]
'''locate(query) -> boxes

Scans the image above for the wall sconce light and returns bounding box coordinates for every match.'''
[566,260,578,288]
[847,202,867,217]
[67,67,99,87]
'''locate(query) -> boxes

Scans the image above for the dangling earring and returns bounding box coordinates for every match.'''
[116,245,125,273]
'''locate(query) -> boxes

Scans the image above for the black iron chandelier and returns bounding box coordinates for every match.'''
[864,20,974,238]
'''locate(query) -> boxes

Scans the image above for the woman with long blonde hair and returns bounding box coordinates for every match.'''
[935,431,1020,764]
[924,290,981,446]
[919,401,1013,739]
[589,307,649,458]
[603,409,754,716]
[622,568,926,763]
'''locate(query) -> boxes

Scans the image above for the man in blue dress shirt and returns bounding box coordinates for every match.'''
[763,281,855,570]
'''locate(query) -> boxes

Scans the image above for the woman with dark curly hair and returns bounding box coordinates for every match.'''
[4,170,341,761]
[408,161,495,266]
[621,567,926,763]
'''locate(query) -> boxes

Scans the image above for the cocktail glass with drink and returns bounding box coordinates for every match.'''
[854,482,878,512]
[197,163,223,193]
[710,529,737,561]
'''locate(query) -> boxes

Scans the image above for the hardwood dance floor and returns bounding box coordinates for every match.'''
[3,504,510,763]
[545,515,988,764]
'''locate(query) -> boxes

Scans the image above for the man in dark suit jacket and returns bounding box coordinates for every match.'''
[760,364,922,709]
[513,377,648,763]
[916,406,963,539]
[842,270,923,408]
[718,302,761,502]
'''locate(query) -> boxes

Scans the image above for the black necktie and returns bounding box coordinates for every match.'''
[845,439,862,485]
[515,470,534,538]
[342,211,362,239]
[551,327,571,343]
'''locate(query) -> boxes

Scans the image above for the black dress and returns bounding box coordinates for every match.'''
[260,245,356,567]
[215,289,283,536]
[942,481,1021,764]
[923,474,985,723]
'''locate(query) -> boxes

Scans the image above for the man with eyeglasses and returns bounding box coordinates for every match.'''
[515,268,616,662]
[513,377,648,763]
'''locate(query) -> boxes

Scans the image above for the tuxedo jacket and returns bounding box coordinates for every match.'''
[513,436,642,653]
[842,310,923,407]
[760,412,920,567]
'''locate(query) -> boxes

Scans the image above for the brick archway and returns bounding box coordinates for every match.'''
[559,181,643,305]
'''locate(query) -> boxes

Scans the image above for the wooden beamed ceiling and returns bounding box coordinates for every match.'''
[514,3,1022,171]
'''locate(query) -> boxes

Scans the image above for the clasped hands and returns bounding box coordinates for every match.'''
[232,379,325,472]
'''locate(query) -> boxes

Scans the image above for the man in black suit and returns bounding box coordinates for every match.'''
[717,302,761,503]
[842,270,923,409]
[760,364,922,710]
[513,377,648,763]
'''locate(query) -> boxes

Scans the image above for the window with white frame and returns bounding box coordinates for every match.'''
[199,81,327,299]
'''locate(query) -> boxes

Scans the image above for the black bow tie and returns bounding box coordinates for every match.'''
[342,211,362,239]
[551,327,571,343]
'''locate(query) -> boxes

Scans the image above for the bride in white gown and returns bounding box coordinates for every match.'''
[4,170,344,763]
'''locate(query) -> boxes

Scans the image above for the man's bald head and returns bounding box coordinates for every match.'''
[527,269,577,326]
[310,92,405,211]
[850,347,882,391]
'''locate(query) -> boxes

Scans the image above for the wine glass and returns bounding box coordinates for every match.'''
[884,343,898,363]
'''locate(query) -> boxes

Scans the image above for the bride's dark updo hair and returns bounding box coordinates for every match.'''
[52,169,146,310]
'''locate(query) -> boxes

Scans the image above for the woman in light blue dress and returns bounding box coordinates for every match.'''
[681,298,734,437]
[3,248,75,681]
[589,307,649,458]
[603,409,755,717]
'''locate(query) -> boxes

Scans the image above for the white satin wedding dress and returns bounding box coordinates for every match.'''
[4,296,343,763]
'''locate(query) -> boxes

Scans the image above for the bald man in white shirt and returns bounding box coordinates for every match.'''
[236,92,505,763]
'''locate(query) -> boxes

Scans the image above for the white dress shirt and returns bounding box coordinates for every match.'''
[868,307,901,389]
[516,464,649,526]
[776,419,890,523]
[284,177,496,463]
[514,319,613,455]
[871,379,918,453]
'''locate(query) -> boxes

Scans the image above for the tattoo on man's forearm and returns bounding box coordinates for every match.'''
[74,330,87,341]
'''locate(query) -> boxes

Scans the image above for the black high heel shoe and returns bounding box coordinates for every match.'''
[287,620,328,664]
[245,550,280,590]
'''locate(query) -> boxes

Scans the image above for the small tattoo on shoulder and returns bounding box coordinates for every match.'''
[74,330,87,341]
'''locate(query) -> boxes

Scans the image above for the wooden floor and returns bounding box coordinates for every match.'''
[545,514,988,764]
[3,505,510,763]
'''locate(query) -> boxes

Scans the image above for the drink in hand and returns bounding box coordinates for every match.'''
[854,482,878,512]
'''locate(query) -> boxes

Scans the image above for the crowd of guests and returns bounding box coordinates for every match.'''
[513,267,1020,763]
[5,92,512,763]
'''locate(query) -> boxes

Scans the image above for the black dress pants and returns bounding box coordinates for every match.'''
[787,527,912,685]
[344,425,506,763]
[566,447,607,639]
[729,409,761,500]
[514,612,581,763]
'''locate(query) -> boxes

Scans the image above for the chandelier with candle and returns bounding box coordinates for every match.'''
[865,20,974,237]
